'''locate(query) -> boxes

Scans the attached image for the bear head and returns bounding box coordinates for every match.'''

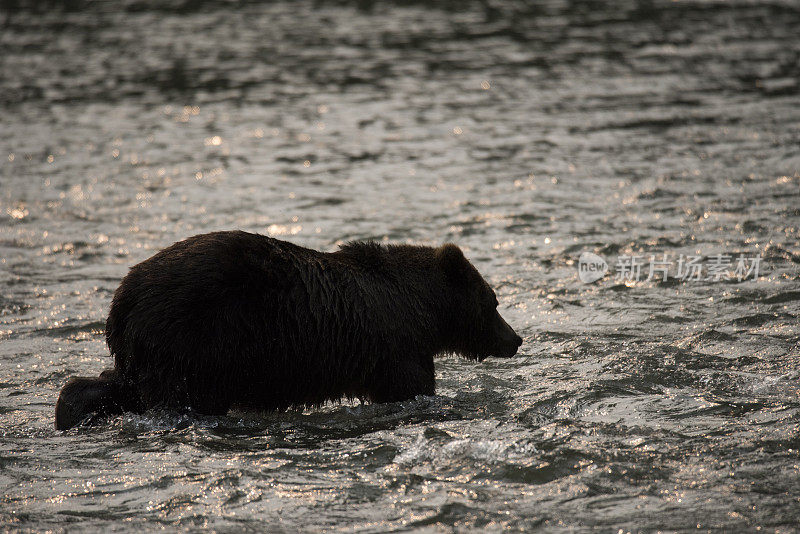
[436,244,523,360]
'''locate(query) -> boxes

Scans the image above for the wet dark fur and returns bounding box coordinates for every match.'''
[55,231,522,430]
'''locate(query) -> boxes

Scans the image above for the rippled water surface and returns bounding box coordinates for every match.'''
[2,0,800,531]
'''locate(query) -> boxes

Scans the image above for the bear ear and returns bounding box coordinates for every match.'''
[436,243,469,281]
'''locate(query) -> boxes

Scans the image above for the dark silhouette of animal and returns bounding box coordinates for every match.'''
[55,231,523,430]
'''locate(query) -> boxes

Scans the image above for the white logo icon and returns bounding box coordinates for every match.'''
[578,252,608,283]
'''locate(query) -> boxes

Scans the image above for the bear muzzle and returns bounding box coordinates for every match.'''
[489,312,523,358]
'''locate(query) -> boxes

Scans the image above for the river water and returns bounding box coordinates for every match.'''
[1,0,799,531]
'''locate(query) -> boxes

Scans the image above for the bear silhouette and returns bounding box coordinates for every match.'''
[55,231,522,430]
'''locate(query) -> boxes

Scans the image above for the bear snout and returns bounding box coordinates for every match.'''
[497,334,523,358]
[490,312,523,358]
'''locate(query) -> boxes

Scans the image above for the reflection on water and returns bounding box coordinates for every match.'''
[1,0,799,530]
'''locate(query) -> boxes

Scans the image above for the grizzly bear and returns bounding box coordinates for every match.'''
[55,231,522,430]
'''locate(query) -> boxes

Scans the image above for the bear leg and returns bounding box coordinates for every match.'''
[368,359,435,403]
[186,373,232,416]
